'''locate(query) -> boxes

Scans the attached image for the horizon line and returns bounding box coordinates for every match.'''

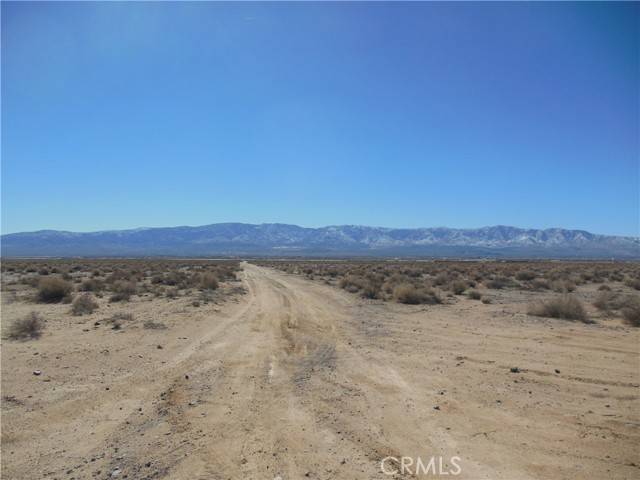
[2,222,638,239]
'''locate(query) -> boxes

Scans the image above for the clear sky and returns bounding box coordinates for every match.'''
[2,2,638,236]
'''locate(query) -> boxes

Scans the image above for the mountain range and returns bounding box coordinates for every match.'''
[1,223,638,258]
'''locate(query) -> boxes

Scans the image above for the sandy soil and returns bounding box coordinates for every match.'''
[2,263,639,479]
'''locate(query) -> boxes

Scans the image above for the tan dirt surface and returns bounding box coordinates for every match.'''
[2,263,639,479]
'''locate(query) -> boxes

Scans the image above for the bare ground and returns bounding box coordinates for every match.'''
[2,263,639,479]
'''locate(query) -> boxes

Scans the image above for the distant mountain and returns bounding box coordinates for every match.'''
[1,223,638,258]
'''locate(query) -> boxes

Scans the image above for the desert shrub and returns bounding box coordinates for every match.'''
[393,284,441,305]
[621,296,640,327]
[199,273,219,290]
[109,281,137,302]
[71,293,99,315]
[598,284,612,291]
[516,271,536,281]
[481,296,492,304]
[624,278,640,291]
[530,278,550,290]
[166,288,179,299]
[37,277,73,303]
[8,312,44,340]
[80,278,104,292]
[143,320,167,330]
[434,273,450,286]
[360,281,381,299]
[593,291,615,313]
[551,280,576,293]
[485,276,513,290]
[339,275,368,293]
[108,312,134,330]
[467,290,482,300]
[528,295,588,322]
[450,280,467,295]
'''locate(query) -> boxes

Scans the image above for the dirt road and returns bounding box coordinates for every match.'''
[2,263,639,479]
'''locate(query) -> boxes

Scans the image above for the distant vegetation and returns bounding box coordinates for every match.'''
[254,259,640,326]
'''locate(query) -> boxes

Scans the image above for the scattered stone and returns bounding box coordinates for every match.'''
[111,468,121,477]
[157,345,163,350]
[510,367,520,373]
[33,370,42,376]
[554,369,561,374]
[433,406,440,410]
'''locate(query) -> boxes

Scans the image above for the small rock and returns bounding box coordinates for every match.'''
[111,468,121,477]
[33,370,42,376]
[157,345,163,350]
[554,369,561,374]
[433,406,440,410]
[510,367,520,373]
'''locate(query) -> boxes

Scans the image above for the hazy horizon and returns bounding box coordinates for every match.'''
[2,2,638,236]
[2,220,638,238]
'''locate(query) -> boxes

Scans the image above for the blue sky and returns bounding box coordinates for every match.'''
[2,2,638,236]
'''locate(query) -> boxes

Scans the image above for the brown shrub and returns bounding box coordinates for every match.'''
[8,312,44,340]
[71,293,99,315]
[37,277,73,303]
[450,281,467,295]
[528,295,589,322]
[108,312,134,330]
[109,281,137,302]
[624,278,640,291]
[80,278,104,292]
[593,291,616,313]
[551,280,576,293]
[621,296,640,327]
[199,273,219,290]
[143,320,167,330]
[516,271,536,281]
[393,284,441,305]
[467,290,482,300]
[485,277,513,290]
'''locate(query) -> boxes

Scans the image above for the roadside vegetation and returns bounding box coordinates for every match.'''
[2,259,245,338]
[253,259,640,326]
